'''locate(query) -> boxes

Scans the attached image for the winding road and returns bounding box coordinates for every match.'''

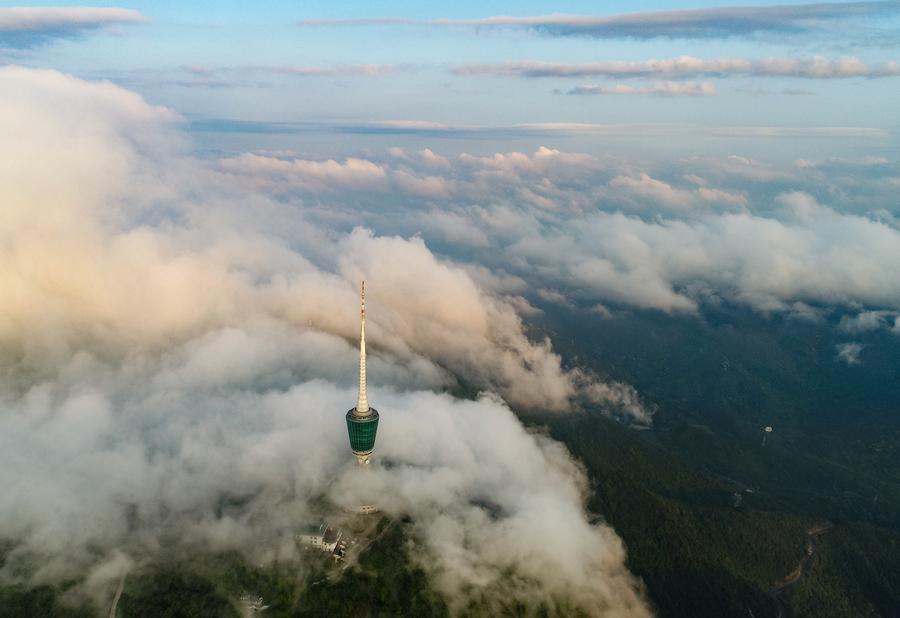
[768,523,833,616]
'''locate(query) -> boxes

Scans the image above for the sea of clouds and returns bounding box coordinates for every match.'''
[3,60,900,615]
[0,66,651,616]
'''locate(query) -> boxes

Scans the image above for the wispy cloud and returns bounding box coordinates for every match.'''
[298,1,900,39]
[186,63,402,77]
[839,310,899,333]
[836,342,865,364]
[454,56,900,79]
[92,64,404,91]
[189,118,888,139]
[707,126,886,137]
[0,7,147,48]
[567,81,716,96]
[736,86,815,96]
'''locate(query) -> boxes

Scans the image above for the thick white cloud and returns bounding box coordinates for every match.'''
[4,67,637,414]
[224,142,900,317]
[392,168,457,197]
[608,172,746,210]
[388,147,453,169]
[252,144,900,319]
[505,201,900,313]
[0,66,652,613]
[8,62,900,612]
[1,351,649,614]
[460,145,601,175]
[219,152,388,191]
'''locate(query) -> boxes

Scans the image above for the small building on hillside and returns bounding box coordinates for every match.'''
[297,522,342,554]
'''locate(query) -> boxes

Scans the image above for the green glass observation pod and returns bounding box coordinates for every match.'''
[346,407,379,456]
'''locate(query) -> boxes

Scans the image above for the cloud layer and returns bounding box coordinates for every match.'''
[4,61,900,615]
[299,1,900,39]
[455,55,900,79]
[219,146,900,318]
[2,356,649,614]
[0,7,146,48]
[193,118,887,139]
[0,66,652,614]
[567,81,716,96]
[3,66,645,416]
[184,63,402,78]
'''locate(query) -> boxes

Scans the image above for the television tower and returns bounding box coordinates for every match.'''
[346,281,379,465]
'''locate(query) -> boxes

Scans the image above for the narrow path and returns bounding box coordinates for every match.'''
[109,570,127,618]
[768,523,833,615]
[771,524,832,595]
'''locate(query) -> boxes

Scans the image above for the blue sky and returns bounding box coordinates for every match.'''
[3,1,900,157]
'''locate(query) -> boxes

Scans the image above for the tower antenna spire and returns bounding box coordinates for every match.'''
[356,280,369,414]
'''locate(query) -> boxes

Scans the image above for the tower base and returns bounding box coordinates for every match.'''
[349,450,377,514]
